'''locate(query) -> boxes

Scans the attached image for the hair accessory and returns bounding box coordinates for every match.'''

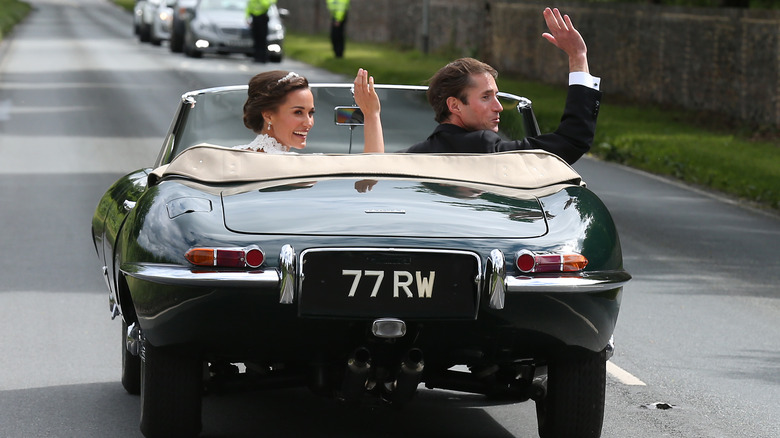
[277,72,300,84]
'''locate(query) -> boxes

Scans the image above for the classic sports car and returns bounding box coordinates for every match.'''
[91,83,630,438]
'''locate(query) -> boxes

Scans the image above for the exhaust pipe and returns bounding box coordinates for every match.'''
[340,347,371,402]
[390,348,424,404]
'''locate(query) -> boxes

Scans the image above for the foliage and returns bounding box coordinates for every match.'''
[114,0,135,12]
[286,32,780,211]
[0,0,31,41]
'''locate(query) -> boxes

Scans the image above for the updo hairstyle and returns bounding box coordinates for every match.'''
[243,71,310,133]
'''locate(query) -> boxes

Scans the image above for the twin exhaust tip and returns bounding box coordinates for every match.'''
[341,346,425,405]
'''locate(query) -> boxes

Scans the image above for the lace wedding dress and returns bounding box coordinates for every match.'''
[232,134,291,154]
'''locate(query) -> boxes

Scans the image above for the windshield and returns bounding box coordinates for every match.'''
[198,0,246,11]
[161,85,538,165]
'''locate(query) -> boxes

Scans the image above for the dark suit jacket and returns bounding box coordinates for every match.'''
[402,85,601,164]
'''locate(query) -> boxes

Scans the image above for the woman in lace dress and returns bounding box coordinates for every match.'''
[236,69,383,154]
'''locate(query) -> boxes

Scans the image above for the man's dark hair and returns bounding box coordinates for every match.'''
[426,58,498,123]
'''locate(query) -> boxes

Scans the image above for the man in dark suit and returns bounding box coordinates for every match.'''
[404,8,600,165]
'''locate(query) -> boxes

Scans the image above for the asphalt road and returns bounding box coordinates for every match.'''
[1,1,778,437]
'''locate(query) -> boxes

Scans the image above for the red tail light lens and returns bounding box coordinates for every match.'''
[185,246,265,268]
[515,250,588,273]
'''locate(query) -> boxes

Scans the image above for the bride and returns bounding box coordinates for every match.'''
[235,68,383,154]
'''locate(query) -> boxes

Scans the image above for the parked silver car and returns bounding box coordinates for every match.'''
[183,0,285,61]
[136,0,161,43]
[133,0,146,37]
[149,0,176,45]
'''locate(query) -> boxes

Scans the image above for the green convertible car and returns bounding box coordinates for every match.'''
[91,83,630,438]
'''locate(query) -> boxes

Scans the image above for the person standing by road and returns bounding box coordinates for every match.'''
[246,0,277,63]
[327,0,350,58]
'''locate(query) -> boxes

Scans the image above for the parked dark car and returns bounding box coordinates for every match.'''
[182,0,285,61]
[92,83,630,438]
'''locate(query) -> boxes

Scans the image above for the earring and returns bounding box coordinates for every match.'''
[268,122,272,130]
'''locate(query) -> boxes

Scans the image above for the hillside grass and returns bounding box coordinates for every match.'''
[285,32,780,211]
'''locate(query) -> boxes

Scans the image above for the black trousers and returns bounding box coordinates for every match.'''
[251,13,269,62]
[330,13,348,58]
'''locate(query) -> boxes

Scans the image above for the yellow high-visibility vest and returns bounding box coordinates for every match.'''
[246,0,276,17]
[327,0,350,22]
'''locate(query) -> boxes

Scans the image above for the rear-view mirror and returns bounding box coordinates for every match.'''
[334,106,364,126]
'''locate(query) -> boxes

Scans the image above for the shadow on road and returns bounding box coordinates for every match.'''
[1,382,525,437]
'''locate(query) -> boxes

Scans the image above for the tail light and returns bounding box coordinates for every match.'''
[516,250,587,273]
[185,246,265,268]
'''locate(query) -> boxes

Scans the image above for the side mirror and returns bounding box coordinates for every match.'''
[334,106,364,126]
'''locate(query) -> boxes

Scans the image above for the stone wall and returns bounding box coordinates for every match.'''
[280,0,779,127]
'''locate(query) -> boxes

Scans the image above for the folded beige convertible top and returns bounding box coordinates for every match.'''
[149,144,582,189]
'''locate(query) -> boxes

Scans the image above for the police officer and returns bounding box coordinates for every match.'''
[246,0,277,63]
[327,0,350,58]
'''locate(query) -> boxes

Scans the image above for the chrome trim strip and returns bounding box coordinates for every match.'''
[181,83,527,100]
[505,270,632,293]
[487,249,506,310]
[120,263,280,287]
[279,244,296,304]
[103,266,121,320]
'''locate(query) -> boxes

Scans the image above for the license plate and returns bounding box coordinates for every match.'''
[299,249,480,319]
[229,39,253,48]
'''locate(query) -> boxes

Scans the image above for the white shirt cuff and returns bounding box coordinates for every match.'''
[569,72,600,91]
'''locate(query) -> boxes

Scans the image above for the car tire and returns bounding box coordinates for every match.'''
[185,45,203,58]
[535,349,606,438]
[139,23,152,43]
[121,320,141,395]
[170,30,183,53]
[139,342,202,438]
[183,33,203,58]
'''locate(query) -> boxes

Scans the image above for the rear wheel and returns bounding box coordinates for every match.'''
[139,342,202,438]
[535,349,606,438]
[121,320,141,395]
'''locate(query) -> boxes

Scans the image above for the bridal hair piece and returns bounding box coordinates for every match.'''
[277,72,300,84]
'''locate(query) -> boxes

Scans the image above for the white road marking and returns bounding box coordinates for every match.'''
[453,362,647,387]
[607,360,647,386]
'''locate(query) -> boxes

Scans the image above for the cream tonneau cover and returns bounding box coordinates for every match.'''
[149,144,583,189]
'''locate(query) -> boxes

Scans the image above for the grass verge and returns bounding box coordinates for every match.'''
[286,32,779,212]
[0,0,31,42]
[113,0,135,12]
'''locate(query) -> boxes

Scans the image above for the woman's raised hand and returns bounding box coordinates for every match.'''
[353,68,384,153]
[353,68,380,117]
